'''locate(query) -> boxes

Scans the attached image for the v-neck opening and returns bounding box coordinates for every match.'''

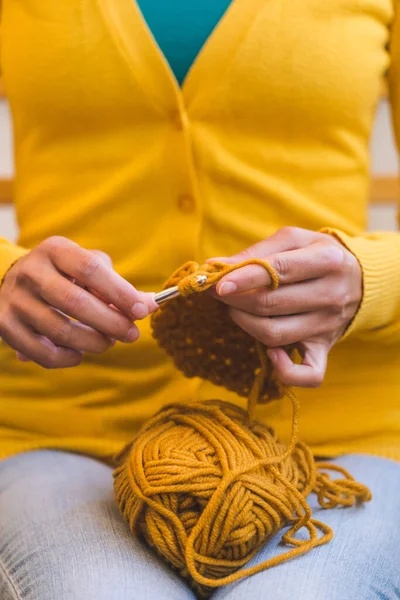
[97,0,263,116]
[133,0,189,93]
[134,0,233,89]
[131,0,238,98]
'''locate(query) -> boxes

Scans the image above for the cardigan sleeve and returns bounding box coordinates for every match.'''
[320,10,400,344]
[0,242,29,286]
[0,3,29,287]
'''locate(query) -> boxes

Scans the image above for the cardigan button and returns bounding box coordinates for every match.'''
[178,194,195,214]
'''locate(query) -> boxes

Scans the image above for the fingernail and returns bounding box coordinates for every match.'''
[109,338,117,347]
[268,350,277,362]
[132,302,148,320]
[126,326,140,342]
[218,282,237,296]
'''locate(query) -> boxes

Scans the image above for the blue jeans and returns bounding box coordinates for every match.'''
[0,451,399,599]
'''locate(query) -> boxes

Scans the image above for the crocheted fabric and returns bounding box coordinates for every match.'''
[151,260,298,408]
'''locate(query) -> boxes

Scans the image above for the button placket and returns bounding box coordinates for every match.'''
[169,103,204,265]
[172,106,198,214]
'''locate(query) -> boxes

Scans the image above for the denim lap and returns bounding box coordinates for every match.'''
[0,451,399,600]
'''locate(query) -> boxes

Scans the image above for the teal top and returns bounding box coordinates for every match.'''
[136,0,232,85]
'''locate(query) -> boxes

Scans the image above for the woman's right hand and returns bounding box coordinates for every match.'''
[0,236,157,369]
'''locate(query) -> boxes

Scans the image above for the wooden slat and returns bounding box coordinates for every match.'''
[370,176,399,203]
[0,176,398,205]
[0,179,13,204]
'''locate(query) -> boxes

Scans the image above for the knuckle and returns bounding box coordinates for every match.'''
[278,226,296,237]
[41,236,73,270]
[261,319,282,347]
[101,335,114,351]
[40,348,81,370]
[257,292,276,315]
[65,352,83,367]
[91,335,112,354]
[236,246,257,261]
[273,256,291,280]
[277,226,300,243]
[321,243,346,271]
[91,250,112,266]
[309,371,324,388]
[278,370,294,387]
[77,255,101,280]
[116,319,132,340]
[50,319,74,344]
[40,351,59,370]
[42,236,69,253]
[329,286,350,313]
[64,288,85,315]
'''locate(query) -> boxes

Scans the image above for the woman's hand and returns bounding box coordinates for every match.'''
[0,236,157,369]
[210,227,362,388]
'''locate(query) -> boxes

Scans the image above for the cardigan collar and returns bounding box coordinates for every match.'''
[97,0,264,118]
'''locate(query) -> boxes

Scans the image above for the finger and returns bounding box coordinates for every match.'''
[268,341,328,387]
[40,276,140,343]
[17,296,115,354]
[75,284,110,305]
[89,248,158,316]
[230,308,333,347]
[64,248,113,289]
[2,318,82,369]
[215,242,344,296]
[75,250,114,304]
[47,238,152,319]
[16,352,30,362]
[208,227,318,265]
[212,278,333,316]
[89,249,113,269]
[76,250,114,303]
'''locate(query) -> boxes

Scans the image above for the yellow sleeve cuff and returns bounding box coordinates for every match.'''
[321,228,400,342]
[0,239,29,286]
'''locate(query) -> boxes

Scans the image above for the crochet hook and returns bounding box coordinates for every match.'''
[154,275,208,304]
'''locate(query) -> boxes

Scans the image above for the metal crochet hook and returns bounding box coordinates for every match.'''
[154,275,208,304]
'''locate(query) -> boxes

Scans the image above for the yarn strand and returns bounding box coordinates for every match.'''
[114,259,372,597]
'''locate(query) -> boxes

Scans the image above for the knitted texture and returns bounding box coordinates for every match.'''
[113,260,371,597]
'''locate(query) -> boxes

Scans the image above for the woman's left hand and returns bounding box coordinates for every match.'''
[210,227,363,388]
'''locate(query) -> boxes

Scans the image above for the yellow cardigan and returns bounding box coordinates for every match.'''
[1,0,400,461]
